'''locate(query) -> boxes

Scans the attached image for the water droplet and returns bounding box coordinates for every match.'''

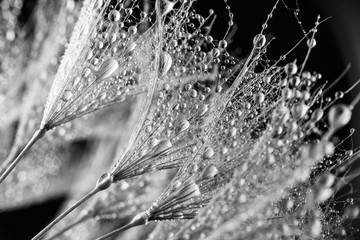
[201,165,218,180]
[159,52,172,76]
[198,104,209,117]
[311,109,324,122]
[317,173,335,188]
[291,102,309,119]
[253,34,266,48]
[212,48,220,58]
[151,140,172,157]
[335,91,344,99]
[96,173,112,190]
[96,58,119,81]
[344,205,360,219]
[174,118,190,134]
[172,211,184,219]
[94,0,103,10]
[254,92,265,104]
[128,26,138,35]
[284,62,298,76]
[218,39,227,49]
[189,89,197,98]
[82,68,91,78]
[108,10,121,22]
[85,51,93,61]
[205,35,213,43]
[328,104,352,130]
[61,90,72,101]
[188,163,198,174]
[307,38,317,48]
[203,147,214,159]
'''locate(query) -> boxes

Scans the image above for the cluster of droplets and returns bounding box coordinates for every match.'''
[116,11,360,240]
[2,1,360,240]
[41,0,162,130]
[107,1,240,183]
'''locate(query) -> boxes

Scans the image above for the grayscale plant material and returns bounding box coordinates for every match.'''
[1,0,360,240]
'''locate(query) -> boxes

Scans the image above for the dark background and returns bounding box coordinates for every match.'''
[1,0,360,239]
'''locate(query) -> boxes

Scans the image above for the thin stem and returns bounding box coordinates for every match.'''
[45,213,90,240]
[95,218,145,240]
[0,127,46,184]
[32,188,100,240]
[350,86,360,109]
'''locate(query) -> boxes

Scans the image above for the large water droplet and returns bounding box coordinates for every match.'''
[108,10,121,22]
[159,52,172,76]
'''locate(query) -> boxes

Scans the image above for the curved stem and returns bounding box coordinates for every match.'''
[32,188,100,240]
[0,128,46,184]
[46,213,90,240]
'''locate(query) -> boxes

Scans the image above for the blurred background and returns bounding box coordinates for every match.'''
[1,0,360,239]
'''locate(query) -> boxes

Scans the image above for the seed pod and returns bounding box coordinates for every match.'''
[328,104,352,130]
[96,58,119,81]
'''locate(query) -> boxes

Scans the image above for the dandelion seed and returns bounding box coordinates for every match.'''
[0,0,169,183]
